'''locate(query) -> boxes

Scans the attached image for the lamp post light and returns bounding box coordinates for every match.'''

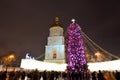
[7,54,15,65]
[5,54,15,71]
[8,55,15,61]
[95,52,103,61]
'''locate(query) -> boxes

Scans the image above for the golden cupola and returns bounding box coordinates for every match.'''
[49,17,63,36]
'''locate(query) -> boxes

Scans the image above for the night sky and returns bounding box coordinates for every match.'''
[0,0,120,58]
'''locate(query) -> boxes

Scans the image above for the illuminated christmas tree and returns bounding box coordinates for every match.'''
[66,19,88,72]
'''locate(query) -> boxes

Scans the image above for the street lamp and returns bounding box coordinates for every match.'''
[5,54,15,71]
[7,54,15,65]
[95,52,101,57]
[95,52,103,61]
[8,55,15,60]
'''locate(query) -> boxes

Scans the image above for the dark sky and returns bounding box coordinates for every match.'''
[0,0,120,58]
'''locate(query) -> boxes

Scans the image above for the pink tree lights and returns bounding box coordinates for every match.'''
[66,19,88,72]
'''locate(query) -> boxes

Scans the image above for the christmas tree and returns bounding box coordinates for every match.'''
[66,19,87,72]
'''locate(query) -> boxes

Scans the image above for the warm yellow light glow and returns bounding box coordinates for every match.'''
[9,55,15,59]
[95,52,101,57]
[53,29,57,35]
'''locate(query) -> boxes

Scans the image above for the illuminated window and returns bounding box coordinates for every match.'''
[53,29,57,35]
[53,50,56,58]
[53,38,56,43]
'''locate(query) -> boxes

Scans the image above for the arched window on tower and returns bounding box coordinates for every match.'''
[53,29,57,35]
[53,50,57,58]
[53,38,57,43]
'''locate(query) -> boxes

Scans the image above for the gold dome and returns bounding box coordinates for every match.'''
[50,17,62,27]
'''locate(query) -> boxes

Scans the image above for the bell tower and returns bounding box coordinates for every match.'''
[44,17,66,63]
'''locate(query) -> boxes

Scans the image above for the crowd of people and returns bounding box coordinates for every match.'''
[0,69,120,80]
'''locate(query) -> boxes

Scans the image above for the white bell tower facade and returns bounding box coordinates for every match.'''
[44,17,66,63]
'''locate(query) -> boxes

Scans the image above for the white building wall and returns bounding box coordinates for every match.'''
[44,24,65,63]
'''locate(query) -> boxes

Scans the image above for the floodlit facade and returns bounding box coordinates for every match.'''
[44,17,66,63]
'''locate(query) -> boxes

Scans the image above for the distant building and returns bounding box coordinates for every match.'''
[44,17,66,63]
